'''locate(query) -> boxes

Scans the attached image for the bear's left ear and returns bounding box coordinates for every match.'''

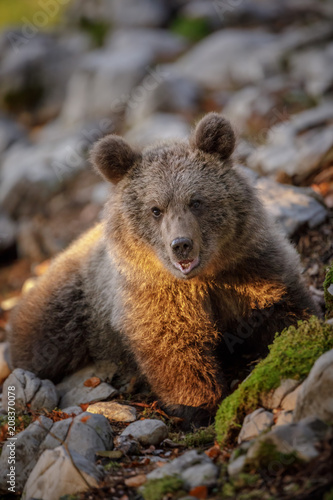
[190,113,235,160]
[90,134,141,184]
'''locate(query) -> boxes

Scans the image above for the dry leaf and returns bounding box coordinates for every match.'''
[124,474,147,488]
[205,444,221,460]
[83,376,101,388]
[189,485,208,499]
[80,415,91,423]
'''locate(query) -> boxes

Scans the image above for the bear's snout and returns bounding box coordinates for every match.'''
[171,237,193,259]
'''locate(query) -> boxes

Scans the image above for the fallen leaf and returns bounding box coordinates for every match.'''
[80,403,89,412]
[189,485,208,499]
[124,474,147,488]
[140,457,150,466]
[80,415,91,423]
[205,444,221,460]
[96,450,123,459]
[0,423,8,442]
[84,376,101,387]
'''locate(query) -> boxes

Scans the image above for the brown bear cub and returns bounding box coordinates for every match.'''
[8,113,317,427]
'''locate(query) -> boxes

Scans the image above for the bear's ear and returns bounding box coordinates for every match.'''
[190,113,235,160]
[90,135,141,184]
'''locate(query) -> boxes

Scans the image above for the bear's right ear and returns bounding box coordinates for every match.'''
[190,113,235,160]
[90,135,141,184]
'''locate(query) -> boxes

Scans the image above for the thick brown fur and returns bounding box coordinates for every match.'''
[8,113,318,427]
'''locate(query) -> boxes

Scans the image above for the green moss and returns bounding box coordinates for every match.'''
[216,317,333,445]
[170,425,215,448]
[0,413,33,434]
[170,16,211,42]
[79,17,110,47]
[324,263,333,314]
[142,476,185,500]
[250,441,301,473]
[222,481,237,498]
[104,461,121,471]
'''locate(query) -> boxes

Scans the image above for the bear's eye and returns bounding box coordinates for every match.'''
[151,207,162,218]
[190,200,201,210]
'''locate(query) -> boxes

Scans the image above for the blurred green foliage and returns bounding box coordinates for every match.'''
[171,16,212,42]
[0,0,68,29]
[79,17,110,47]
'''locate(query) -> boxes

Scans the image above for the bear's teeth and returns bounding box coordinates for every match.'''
[174,257,199,274]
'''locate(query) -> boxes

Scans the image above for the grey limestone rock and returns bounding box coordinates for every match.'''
[121,419,168,446]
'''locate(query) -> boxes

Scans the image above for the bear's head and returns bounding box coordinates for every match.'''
[91,113,259,280]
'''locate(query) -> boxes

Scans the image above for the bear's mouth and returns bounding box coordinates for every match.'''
[173,257,200,275]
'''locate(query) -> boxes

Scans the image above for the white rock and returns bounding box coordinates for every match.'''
[176,29,278,89]
[147,450,212,481]
[22,445,103,500]
[290,43,333,97]
[87,401,137,422]
[182,462,218,489]
[60,47,151,126]
[281,383,303,411]
[0,33,84,124]
[261,379,300,410]
[238,408,274,444]
[0,131,92,218]
[0,116,25,155]
[0,416,53,493]
[126,67,201,127]
[56,362,118,398]
[275,411,294,427]
[255,178,327,237]
[39,419,72,453]
[39,412,113,462]
[61,406,84,416]
[247,417,329,462]
[223,86,273,133]
[121,419,168,446]
[59,382,117,409]
[107,28,187,62]
[108,0,169,28]
[294,349,333,422]
[2,369,58,412]
[248,103,333,179]
[57,362,119,408]
[66,412,113,461]
[125,113,190,148]
[227,455,247,477]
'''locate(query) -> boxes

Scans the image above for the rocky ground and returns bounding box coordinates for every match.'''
[0,0,333,499]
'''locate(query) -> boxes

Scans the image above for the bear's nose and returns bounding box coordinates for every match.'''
[171,237,193,258]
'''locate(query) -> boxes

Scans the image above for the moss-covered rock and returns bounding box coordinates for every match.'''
[215,317,333,445]
[170,425,215,449]
[142,476,185,500]
[324,263,333,314]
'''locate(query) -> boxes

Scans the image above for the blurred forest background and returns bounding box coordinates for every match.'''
[0,0,332,335]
